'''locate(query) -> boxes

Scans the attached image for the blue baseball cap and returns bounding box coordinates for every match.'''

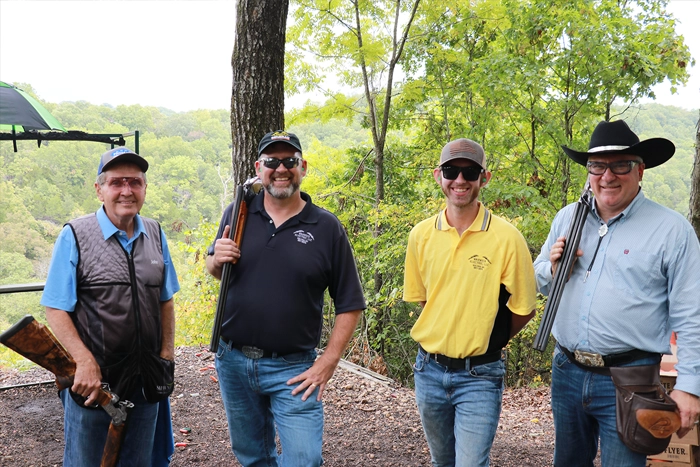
[97,147,149,175]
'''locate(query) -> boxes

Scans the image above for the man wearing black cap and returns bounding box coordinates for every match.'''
[403,138,537,466]
[534,120,700,466]
[206,130,365,466]
[41,147,180,466]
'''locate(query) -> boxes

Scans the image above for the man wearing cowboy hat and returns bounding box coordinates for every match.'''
[534,120,700,466]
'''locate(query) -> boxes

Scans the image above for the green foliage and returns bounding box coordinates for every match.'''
[170,221,222,347]
[1,0,697,387]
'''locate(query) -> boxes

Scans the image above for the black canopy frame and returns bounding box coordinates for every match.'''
[0,129,139,153]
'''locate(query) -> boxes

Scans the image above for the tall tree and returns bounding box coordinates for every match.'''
[231,0,290,185]
[690,116,700,240]
[287,0,422,355]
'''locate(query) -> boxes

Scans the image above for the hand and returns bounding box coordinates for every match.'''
[549,236,583,279]
[670,389,700,439]
[287,354,340,402]
[72,356,103,407]
[212,225,241,268]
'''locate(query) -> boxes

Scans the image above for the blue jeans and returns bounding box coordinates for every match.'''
[551,345,659,467]
[413,347,505,467]
[59,384,159,467]
[215,339,323,467]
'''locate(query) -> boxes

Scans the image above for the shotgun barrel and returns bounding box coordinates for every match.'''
[533,182,592,352]
[209,177,261,353]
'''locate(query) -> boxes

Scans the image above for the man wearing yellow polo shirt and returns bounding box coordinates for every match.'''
[403,138,537,467]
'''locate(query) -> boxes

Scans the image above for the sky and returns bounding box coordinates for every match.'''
[1,0,699,113]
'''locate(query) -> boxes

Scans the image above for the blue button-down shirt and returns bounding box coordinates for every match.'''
[41,206,180,312]
[534,190,700,396]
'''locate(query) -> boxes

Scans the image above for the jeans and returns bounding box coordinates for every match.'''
[215,339,323,467]
[413,347,505,467]
[59,383,159,467]
[551,345,660,467]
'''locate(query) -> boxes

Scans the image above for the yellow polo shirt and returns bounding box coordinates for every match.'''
[403,203,536,358]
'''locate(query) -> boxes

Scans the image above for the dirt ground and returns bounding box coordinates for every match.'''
[0,345,560,467]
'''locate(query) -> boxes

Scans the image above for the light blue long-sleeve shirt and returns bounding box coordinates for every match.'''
[41,206,180,312]
[534,190,700,396]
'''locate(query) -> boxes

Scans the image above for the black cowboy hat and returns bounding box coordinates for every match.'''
[562,120,675,169]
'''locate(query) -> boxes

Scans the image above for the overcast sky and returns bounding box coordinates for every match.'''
[1,0,698,113]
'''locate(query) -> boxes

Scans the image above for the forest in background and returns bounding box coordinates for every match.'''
[1,92,697,385]
[3,0,700,389]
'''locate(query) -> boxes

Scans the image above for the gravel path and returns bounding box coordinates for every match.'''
[0,346,560,466]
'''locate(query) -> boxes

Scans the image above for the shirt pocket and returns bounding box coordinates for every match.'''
[612,250,663,296]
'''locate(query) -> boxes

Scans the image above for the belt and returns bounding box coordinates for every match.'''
[223,339,286,359]
[420,345,502,370]
[560,345,660,375]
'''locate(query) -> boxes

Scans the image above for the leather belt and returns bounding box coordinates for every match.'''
[420,345,501,370]
[560,345,660,375]
[223,339,286,359]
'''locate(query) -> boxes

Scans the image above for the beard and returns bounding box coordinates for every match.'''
[264,179,300,199]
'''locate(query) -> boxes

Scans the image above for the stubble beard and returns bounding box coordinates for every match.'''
[264,180,300,199]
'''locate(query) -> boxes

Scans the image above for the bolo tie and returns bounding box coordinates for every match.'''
[583,217,621,282]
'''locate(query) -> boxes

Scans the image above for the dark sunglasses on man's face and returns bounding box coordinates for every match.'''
[440,165,484,181]
[260,157,301,170]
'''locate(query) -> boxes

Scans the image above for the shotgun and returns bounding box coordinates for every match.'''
[209,177,262,353]
[0,315,133,467]
[533,181,592,352]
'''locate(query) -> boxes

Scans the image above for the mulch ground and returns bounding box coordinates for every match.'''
[0,346,562,466]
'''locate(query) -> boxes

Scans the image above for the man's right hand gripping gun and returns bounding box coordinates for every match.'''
[0,315,132,467]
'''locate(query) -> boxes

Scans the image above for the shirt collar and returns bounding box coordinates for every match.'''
[435,202,491,232]
[248,190,320,224]
[96,206,147,240]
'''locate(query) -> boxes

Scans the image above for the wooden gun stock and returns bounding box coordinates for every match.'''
[210,185,249,353]
[0,315,131,467]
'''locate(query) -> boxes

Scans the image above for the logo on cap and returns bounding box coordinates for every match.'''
[109,148,131,159]
[271,131,292,141]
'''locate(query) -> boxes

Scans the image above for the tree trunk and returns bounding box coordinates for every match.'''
[231,0,289,186]
[689,116,700,240]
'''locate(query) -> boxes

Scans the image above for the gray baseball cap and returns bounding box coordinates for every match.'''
[440,138,486,169]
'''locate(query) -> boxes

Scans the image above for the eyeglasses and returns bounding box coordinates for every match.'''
[260,157,301,170]
[586,160,641,176]
[106,177,146,190]
[440,165,484,181]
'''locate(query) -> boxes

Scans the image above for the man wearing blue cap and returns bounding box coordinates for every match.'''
[41,147,180,466]
[206,130,365,466]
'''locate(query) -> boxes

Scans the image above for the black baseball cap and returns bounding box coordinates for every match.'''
[257,130,303,156]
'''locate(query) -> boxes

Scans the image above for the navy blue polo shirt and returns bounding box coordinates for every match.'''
[212,191,365,354]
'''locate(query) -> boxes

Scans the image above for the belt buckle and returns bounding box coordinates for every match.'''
[574,350,605,367]
[241,345,264,359]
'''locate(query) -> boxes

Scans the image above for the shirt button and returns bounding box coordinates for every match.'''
[269,220,273,223]
[272,234,275,237]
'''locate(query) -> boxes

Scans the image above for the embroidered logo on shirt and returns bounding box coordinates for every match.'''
[151,259,160,265]
[624,249,629,255]
[294,230,315,244]
[468,255,491,270]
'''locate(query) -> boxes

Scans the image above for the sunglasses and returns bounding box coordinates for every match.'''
[440,165,484,181]
[106,177,146,190]
[260,157,301,170]
[586,160,640,176]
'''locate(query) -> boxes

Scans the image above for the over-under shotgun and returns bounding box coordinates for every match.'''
[0,315,133,467]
